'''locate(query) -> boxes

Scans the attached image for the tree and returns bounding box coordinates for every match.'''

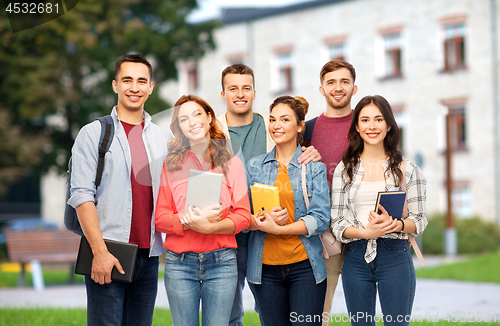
[0,0,217,196]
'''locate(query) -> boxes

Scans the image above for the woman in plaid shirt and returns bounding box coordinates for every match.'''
[331,95,427,326]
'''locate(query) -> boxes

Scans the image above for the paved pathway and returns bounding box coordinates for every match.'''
[1,256,499,322]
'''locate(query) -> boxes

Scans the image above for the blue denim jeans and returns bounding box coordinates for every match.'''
[342,238,416,326]
[229,246,265,326]
[84,249,159,326]
[252,259,327,326]
[164,248,238,326]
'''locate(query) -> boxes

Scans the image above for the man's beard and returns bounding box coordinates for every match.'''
[326,91,353,109]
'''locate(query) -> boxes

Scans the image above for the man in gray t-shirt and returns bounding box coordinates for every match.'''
[229,113,267,166]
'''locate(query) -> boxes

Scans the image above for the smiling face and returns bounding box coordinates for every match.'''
[112,62,154,113]
[177,101,212,147]
[220,73,256,116]
[269,103,304,145]
[319,68,357,115]
[356,103,390,148]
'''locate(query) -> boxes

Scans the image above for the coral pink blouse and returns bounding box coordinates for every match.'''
[155,151,250,253]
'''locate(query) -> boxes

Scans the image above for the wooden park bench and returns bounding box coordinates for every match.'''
[4,228,81,290]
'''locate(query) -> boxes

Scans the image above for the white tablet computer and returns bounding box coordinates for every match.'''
[184,169,223,212]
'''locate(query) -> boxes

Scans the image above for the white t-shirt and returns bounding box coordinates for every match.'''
[354,180,385,227]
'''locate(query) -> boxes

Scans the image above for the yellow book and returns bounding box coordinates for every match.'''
[250,183,280,213]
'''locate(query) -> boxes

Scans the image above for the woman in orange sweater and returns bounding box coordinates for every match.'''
[155,95,251,326]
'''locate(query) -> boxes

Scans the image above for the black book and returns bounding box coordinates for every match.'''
[75,236,138,283]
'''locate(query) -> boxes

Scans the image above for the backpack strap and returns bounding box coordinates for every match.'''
[303,117,318,143]
[400,160,408,217]
[301,164,309,209]
[94,115,115,187]
[400,160,426,266]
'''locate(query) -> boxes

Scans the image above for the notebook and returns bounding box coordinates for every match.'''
[250,183,280,213]
[184,169,223,212]
[374,190,407,220]
[74,236,138,283]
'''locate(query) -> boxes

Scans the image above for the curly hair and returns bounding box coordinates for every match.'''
[165,95,232,173]
[341,95,403,188]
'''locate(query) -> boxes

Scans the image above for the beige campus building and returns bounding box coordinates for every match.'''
[162,0,500,222]
[41,0,500,225]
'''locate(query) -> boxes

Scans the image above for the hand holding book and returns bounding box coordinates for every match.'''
[267,206,289,226]
[365,204,401,237]
[253,208,281,234]
[368,204,392,223]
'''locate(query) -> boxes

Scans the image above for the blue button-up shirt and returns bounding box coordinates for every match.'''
[245,145,330,284]
[67,107,172,256]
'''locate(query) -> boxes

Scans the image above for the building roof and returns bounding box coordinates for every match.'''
[221,0,351,24]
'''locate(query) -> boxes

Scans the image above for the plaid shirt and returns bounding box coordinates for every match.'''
[331,159,427,263]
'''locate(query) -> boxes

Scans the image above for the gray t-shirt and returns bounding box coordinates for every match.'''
[228,113,267,166]
[228,113,267,247]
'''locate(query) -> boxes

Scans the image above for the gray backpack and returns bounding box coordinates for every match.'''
[64,115,115,235]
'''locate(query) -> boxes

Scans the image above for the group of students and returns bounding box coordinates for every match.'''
[68,54,427,326]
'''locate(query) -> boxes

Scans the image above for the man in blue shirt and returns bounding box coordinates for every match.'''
[68,54,172,326]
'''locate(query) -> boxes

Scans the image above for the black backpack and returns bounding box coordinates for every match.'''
[64,115,115,236]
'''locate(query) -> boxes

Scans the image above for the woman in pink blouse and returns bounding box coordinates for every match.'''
[155,95,250,326]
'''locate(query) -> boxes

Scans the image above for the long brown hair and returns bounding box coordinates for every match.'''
[165,95,231,173]
[341,95,403,188]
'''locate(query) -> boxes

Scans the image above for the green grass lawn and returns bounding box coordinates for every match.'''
[2,251,499,288]
[415,251,500,283]
[0,268,84,288]
[1,253,499,325]
[0,266,163,288]
[0,308,499,326]
[0,308,261,326]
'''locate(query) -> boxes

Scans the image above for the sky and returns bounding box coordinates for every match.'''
[188,0,314,22]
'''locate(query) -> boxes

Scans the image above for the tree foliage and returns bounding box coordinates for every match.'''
[0,0,217,196]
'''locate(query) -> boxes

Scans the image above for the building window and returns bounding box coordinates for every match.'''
[443,23,466,71]
[187,66,198,94]
[448,107,467,151]
[383,33,402,78]
[323,35,346,62]
[227,53,245,65]
[441,98,468,152]
[277,52,293,92]
[452,182,472,218]
[328,43,345,61]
